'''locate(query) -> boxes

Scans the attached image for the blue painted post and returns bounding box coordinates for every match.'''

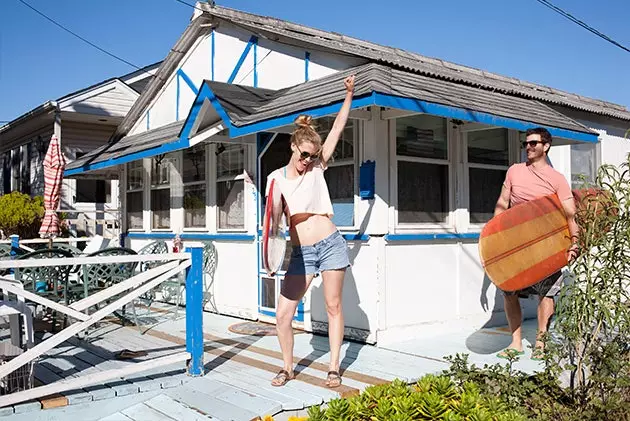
[185,246,204,376]
[10,235,19,257]
[9,235,19,274]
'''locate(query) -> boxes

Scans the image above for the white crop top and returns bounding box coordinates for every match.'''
[265,160,334,218]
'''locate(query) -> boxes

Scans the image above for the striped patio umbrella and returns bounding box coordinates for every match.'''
[39,134,66,240]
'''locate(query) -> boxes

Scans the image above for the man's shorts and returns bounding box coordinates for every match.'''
[503,270,564,298]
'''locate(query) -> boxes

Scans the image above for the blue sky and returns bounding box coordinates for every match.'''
[1,0,628,123]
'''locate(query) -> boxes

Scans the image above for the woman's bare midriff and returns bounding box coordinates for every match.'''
[289,213,337,246]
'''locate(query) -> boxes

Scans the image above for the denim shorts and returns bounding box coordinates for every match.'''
[286,230,350,276]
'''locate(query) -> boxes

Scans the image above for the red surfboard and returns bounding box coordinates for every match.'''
[262,178,287,276]
[479,193,571,292]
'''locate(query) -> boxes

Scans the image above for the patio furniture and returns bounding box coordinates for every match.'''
[13,248,74,330]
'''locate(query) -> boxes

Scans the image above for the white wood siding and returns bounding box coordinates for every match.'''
[127,22,365,136]
[60,81,139,118]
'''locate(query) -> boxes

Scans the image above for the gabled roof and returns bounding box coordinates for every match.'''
[198,4,629,122]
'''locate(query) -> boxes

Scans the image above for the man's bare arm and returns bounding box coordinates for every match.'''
[494,185,511,217]
[561,197,579,261]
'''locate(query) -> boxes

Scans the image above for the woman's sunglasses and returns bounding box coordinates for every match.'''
[296,145,320,161]
[522,140,546,148]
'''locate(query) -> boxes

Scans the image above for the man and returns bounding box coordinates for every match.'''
[493,127,579,360]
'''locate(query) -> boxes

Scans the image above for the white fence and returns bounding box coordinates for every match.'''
[0,248,205,408]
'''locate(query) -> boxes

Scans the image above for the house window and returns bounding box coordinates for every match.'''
[20,145,30,195]
[467,128,509,224]
[395,115,450,224]
[216,144,245,230]
[75,152,111,203]
[317,117,356,227]
[183,145,207,228]
[11,149,20,193]
[151,154,175,229]
[126,160,143,230]
[571,143,597,188]
[3,152,11,194]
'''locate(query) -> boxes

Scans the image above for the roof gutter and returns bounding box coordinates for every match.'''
[0,101,58,136]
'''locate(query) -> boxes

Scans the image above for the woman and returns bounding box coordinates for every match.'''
[265,75,355,388]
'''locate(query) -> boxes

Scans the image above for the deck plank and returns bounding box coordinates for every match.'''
[143,394,211,420]
[120,402,176,421]
[166,381,259,421]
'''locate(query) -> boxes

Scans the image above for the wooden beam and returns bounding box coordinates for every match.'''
[380,108,420,120]
[70,260,181,312]
[0,352,189,408]
[0,253,191,270]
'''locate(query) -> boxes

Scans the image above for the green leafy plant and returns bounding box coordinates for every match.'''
[0,192,69,240]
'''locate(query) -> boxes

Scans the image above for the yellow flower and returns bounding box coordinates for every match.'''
[287,417,308,421]
[262,416,274,421]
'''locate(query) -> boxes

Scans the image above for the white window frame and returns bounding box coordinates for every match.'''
[214,143,248,232]
[149,154,176,231]
[462,127,514,231]
[125,160,145,232]
[319,118,360,231]
[389,115,455,232]
[182,144,209,231]
[569,141,601,189]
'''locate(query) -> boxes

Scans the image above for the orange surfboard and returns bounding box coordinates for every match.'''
[479,193,571,292]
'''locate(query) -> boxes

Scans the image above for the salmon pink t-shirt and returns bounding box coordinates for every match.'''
[503,162,573,207]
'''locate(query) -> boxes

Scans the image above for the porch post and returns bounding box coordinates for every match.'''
[10,235,19,256]
[185,246,204,376]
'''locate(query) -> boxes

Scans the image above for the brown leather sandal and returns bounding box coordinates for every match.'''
[271,369,294,387]
[326,370,342,388]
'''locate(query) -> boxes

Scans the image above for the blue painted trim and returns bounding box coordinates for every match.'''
[176,74,180,121]
[126,232,255,241]
[177,69,198,94]
[253,37,258,88]
[385,232,481,241]
[211,31,215,81]
[372,93,599,143]
[304,51,310,82]
[255,230,368,242]
[185,246,204,376]
[227,36,257,84]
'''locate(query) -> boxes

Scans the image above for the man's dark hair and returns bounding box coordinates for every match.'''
[525,127,552,144]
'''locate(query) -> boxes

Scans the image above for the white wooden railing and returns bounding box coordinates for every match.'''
[0,248,205,408]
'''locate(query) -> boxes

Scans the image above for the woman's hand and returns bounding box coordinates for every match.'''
[344,75,355,93]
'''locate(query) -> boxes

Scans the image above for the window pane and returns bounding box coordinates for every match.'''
[316,117,354,161]
[126,191,143,229]
[260,276,275,309]
[2,152,11,193]
[127,161,143,190]
[571,143,596,188]
[469,168,506,224]
[151,154,174,187]
[76,179,111,203]
[217,179,244,229]
[324,164,354,226]
[468,128,508,165]
[396,115,447,160]
[183,145,206,183]
[216,144,245,179]
[184,184,206,228]
[397,161,449,223]
[151,189,170,229]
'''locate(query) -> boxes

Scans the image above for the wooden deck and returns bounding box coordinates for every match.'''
[0,306,453,420]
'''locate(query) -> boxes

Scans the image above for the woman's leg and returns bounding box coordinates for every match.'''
[272,273,313,386]
[321,268,346,387]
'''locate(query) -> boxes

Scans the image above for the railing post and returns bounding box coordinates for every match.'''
[185,246,204,376]
[10,235,19,257]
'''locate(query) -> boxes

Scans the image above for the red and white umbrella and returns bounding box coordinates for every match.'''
[39,134,66,239]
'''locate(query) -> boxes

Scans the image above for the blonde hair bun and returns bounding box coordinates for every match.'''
[294,115,314,129]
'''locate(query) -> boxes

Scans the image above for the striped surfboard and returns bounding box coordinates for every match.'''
[479,193,571,292]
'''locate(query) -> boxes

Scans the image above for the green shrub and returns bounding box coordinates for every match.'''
[305,377,526,421]
[0,191,69,239]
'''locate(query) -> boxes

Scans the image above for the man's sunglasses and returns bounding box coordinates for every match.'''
[522,140,547,148]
